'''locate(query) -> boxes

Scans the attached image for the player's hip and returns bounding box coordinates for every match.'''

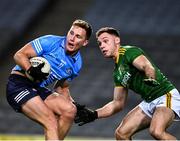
[139,88,180,121]
[6,74,52,112]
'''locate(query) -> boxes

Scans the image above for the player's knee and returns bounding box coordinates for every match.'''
[62,102,77,120]
[149,127,163,139]
[115,127,130,140]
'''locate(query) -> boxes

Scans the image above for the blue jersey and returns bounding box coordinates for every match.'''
[13,35,82,87]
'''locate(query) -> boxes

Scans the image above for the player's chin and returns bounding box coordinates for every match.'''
[66,46,75,52]
[66,48,77,55]
[104,55,111,58]
[103,53,110,58]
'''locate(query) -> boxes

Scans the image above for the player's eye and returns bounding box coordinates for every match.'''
[104,39,108,43]
[70,30,74,35]
[76,34,82,39]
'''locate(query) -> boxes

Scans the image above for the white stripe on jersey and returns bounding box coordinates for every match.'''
[14,89,30,103]
[33,39,43,53]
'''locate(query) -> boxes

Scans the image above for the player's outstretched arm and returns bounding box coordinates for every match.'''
[96,86,128,118]
[74,87,128,126]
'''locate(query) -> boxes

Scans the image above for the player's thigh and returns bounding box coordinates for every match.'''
[22,96,56,125]
[150,107,175,132]
[44,93,76,115]
[117,105,151,135]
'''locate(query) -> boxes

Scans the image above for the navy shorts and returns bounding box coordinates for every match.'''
[6,74,52,113]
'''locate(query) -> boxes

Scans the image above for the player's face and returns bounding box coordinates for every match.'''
[66,25,88,54]
[97,32,118,58]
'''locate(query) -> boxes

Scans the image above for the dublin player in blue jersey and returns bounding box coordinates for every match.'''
[6,19,92,140]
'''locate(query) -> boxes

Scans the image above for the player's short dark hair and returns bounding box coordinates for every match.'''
[72,19,93,40]
[96,27,120,38]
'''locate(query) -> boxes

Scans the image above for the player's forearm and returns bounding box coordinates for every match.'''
[133,55,156,79]
[14,52,31,71]
[144,65,156,79]
[96,100,123,118]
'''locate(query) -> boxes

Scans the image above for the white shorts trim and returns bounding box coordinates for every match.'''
[139,89,180,121]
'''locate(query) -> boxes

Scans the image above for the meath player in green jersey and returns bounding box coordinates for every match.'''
[74,27,180,140]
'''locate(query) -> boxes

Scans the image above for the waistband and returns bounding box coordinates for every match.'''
[8,74,41,87]
[9,74,31,82]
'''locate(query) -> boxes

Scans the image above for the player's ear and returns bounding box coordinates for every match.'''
[115,37,120,44]
[83,40,89,47]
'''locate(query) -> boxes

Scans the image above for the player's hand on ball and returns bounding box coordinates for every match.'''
[26,62,49,82]
[74,107,98,126]
[143,78,160,86]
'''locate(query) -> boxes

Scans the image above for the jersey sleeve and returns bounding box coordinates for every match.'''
[126,47,144,63]
[114,82,124,87]
[30,35,56,56]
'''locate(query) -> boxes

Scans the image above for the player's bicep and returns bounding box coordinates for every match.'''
[132,55,153,71]
[15,43,37,58]
[133,55,156,78]
[14,43,37,70]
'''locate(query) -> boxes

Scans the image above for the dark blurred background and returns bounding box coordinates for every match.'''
[0,0,180,140]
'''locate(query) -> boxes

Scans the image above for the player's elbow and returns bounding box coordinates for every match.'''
[13,52,19,61]
[112,101,125,114]
[14,51,23,62]
[116,103,125,112]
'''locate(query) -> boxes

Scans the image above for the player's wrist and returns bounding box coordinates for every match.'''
[143,78,160,86]
[73,102,85,110]
[26,66,38,78]
[25,66,35,81]
[94,110,98,119]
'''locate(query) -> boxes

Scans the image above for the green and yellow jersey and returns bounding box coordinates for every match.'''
[113,45,175,102]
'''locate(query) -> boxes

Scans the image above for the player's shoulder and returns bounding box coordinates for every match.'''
[122,45,144,52]
[122,45,140,49]
[39,35,65,42]
[35,35,66,48]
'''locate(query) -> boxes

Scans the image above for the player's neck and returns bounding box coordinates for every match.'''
[66,50,78,57]
[113,45,120,62]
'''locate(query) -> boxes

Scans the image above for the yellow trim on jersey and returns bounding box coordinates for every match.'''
[115,85,123,88]
[116,53,119,64]
[116,48,126,63]
[119,48,126,55]
[166,93,172,108]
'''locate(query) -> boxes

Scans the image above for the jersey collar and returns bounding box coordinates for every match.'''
[61,37,66,48]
